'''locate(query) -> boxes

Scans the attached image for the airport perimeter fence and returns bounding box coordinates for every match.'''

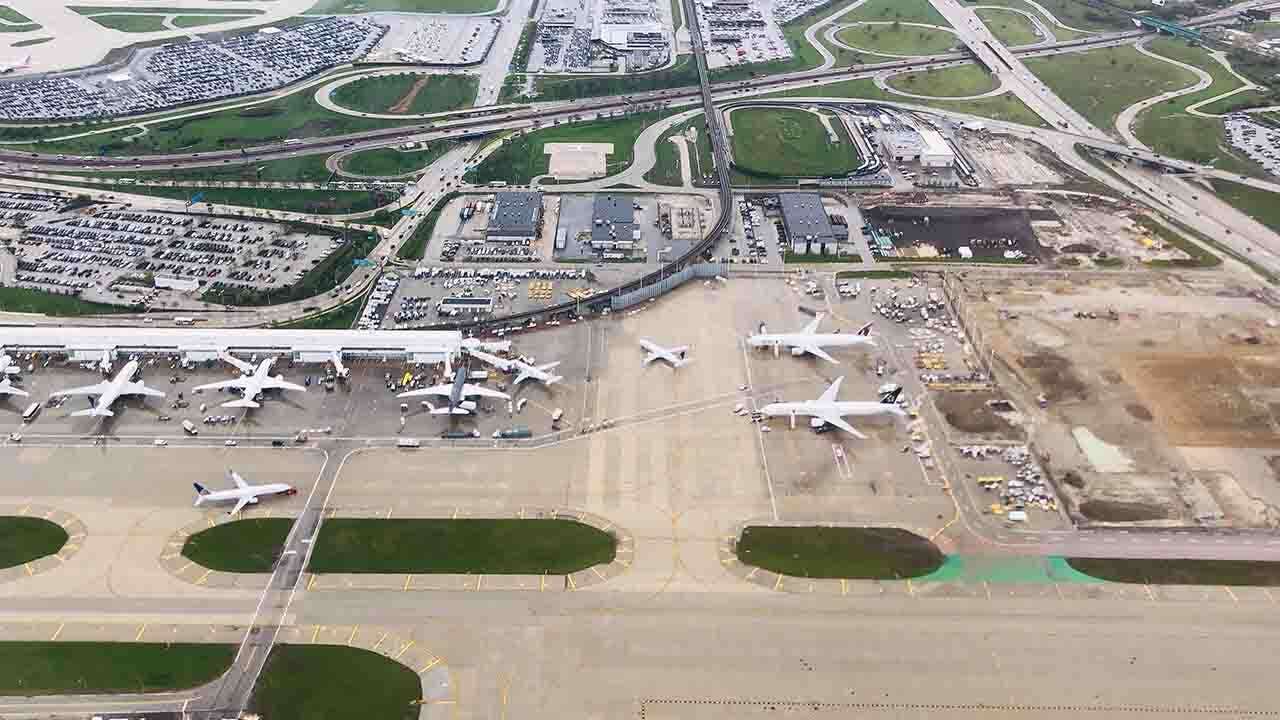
[610,263,727,312]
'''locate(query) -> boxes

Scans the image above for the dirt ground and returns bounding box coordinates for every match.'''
[388,76,431,114]
[952,270,1280,527]
[933,391,1022,440]
[862,205,1054,260]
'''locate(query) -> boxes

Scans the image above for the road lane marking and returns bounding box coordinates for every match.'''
[1223,586,1238,604]
[347,625,359,645]
[50,623,63,641]
[395,640,414,659]
[372,631,388,652]
[135,624,147,641]
[310,625,322,644]
[421,657,442,674]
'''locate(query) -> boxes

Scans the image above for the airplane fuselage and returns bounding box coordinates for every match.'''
[749,334,875,351]
[90,360,140,412]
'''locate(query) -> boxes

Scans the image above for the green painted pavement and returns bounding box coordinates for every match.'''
[919,555,1103,584]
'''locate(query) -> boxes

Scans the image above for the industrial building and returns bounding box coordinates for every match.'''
[881,126,956,168]
[779,193,841,255]
[591,195,641,257]
[486,191,543,242]
[1,327,463,365]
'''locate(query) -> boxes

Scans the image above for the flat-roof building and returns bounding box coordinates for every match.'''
[1,327,464,365]
[487,191,543,239]
[779,193,838,254]
[591,195,641,252]
[881,127,955,168]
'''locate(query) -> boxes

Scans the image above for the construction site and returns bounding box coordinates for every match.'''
[947,270,1280,529]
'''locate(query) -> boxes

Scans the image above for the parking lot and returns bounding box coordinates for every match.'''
[5,195,344,309]
[1225,114,1280,177]
[364,14,500,65]
[0,18,384,121]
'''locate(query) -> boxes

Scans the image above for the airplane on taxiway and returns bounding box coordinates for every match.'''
[194,469,297,515]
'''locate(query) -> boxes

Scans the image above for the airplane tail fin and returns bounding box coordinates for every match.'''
[879,387,903,405]
[857,322,873,337]
[223,398,261,409]
[642,353,658,366]
[193,483,210,506]
[71,407,113,418]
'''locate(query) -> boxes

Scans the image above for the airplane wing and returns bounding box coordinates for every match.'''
[819,413,867,439]
[50,381,112,398]
[261,377,306,392]
[124,381,166,398]
[818,376,844,404]
[397,384,453,399]
[462,383,510,400]
[228,470,248,489]
[0,382,28,397]
[466,348,513,371]
[220,353,255,375]
[194,378,248,392]
[642,352,661,366]
[801,313,824,335]
[802,345,840,364]
[230,496,253,515]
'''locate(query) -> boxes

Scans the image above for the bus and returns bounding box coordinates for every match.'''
[174,316,195,326]
[284,139,302,146]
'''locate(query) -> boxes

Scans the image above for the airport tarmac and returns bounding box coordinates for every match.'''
[4,276,1280,719]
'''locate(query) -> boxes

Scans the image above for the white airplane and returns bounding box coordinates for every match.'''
[329,351,349,379]
[0,377,27,398]
[0,55,31,75]
[465,348,562,387]
[640,339,690,368]
[398,365,510,415]
[0,352,18,376]
[760,377,906,437]
[193,353,306,409]
[748,314,875,364]
[50,359,165,418]
[193,469,297,516]
[96,350,112,375]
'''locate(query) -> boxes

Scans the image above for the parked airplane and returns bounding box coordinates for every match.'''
[747,315,874,364]
[398,365,509,415]
[50,360,165,418]
[193,469,297,515]
[97,350,112,375]
[329,351,349,379]
[760,377,905,437]
[0,377,27,398]
[640,339,691,368]
[465,348,562,387]
[193,353,306,409]
[0,352,17,376]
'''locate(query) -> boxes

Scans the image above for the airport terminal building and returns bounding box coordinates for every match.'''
[1,327,466,365]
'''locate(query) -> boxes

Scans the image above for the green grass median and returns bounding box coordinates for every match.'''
[309,519,617,574]
[0,286,133,316]
[730,107,861,177]
[182,518,294,573]
[0,517,68,569]
[1067,557,1280,586]
[248,645,422,720]
[736,526,944,579]
[0,642,233,696]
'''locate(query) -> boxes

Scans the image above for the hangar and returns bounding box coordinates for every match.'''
[0,327,464,365]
